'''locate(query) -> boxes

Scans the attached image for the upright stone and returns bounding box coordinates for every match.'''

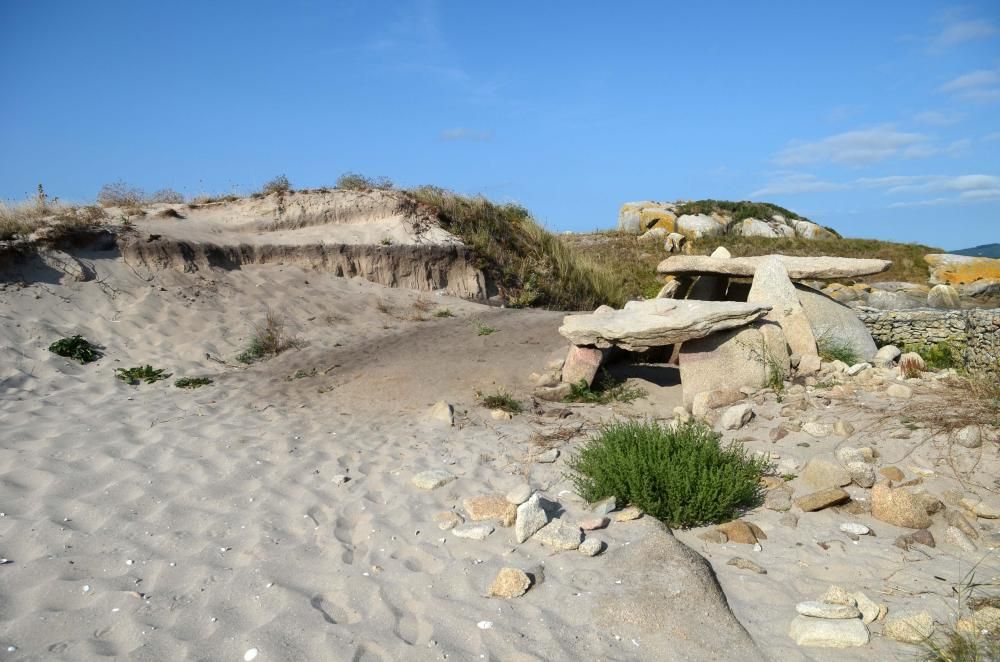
[688,246,731,301]
[748,256,818,358]
[927,284,961,309]
[679,324,769,407]
[561,345,605,386]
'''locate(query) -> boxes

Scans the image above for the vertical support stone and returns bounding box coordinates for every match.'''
[561,345,605,386]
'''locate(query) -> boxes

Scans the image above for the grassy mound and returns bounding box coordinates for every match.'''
[568,419,769,528]
[675,199,813,225]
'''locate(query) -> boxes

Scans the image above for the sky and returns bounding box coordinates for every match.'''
[2,1,998,249]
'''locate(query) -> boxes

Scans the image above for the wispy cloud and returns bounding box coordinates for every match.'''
[930,18,998,48]
[939,69,1000,101]
[984,132,1000,142]
[774,126,930,166]
[439,127,493,142]
[912,110,963,126]
[858,174,1000,197]
[749,173,848,197]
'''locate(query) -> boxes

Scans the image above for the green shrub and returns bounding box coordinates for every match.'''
[817,335,859,365]
[433,308,455,318]
[335,172,394,191]
[674,199,813,226]
[48,335,101,364]
[564,372,646,404]
[116,365,171,385]
[175,376,213,389]
[480,389,522,413]
[904,341,960,371]
[567,419,769,528]
[473,319,496,336]
[260,174,291,195]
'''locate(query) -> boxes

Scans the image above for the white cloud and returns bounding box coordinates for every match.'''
[939,69,1000,101]
[774,126,930,166]
[931,19,998,48]
[439,127,493,142]
[912,110,963,126]
[984,132,1000,142]
[888,198,951,208]
[748,173,848,197]
[860,174,1000,196]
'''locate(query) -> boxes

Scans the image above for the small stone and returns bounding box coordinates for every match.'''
[953,425,982,449]
[852,592,882,624]
[801,455,852,490]
[871,482,932,529]
[452,523,494,540]
[505,484,532,505]
[434,511,464,530]
[882,611,934,644]
[332,474,350,485]
[427,400,455,426]
[840,522,870,536]
[873,345,901,367]
[961,496,1000,519]
[788,615,870,648]
[716,520,759,544]
[822,586,856,606]
[945,509,980,538]
[720,403,754,430]
[412,469,456,490]
[795,488,851,512]
[796,601,862,619]
[591,496,617,516]
[944,526,978,552]
[515,494,549,544]
[533,448,559,463]
[613,506,642,522]
[699,529,729,544]
[533,519,582,550]
[579,517,609,531]
[727,557,766,574]
[578,538,604,557]
[910,529,936,547]
[846,362,871,376]
[491,409,513,421]
[803,421,833,438]
[779,513,799,528]
[834,419,855,437]
[765,488,793,512]
[488,567,531,598]
[886,384,912,399]
[880,466,904,482]
[846,462,877,488]
[463,495,517,527]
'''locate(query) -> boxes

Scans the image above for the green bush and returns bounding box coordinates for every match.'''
[904,341,960,371]
[567,420,769,528]
[335,172,393,191]
[480,389,522,413]
[175,376,213,389]
[260,174,291,195]
[49,335,101,364]
[564,372,646,404]
[116,365,171,385]
[817,336,859,365]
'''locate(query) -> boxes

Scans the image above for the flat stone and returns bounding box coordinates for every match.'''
[803,421,833,438]
[882,611,934,644]
[613,506,642,522]
[412,469,456,490]
[764,488,793,512]
[658,254,892,279]
[434,511,464,530]
[558,299,772,351]
[796,601,862,619]
[505,484,532,505]
[871,482,932,529]
[514,494,549,543]
[727,557,766,574]
[716,520,758,544]
[851,592,882,624]
[839,522,870,536]
[533,448,559,464]
[488,568,531,598]
[591,496,617,516]
[880,466,904,481]
[463,495,517,527]
[533,383,572,401]
[579,517,609,531]
[846,362,871,376]
[788,615,870,648]
[801,455,852,490]
[533,519,582,550]
[796,488,851,512]
[452,522,494,540]
[720,404,755,430]
[578,537,604,557]
[945,526,978,552]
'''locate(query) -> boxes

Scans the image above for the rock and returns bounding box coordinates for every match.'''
[427,400,454,426]
[925,253,1000,287]
[780,513,800,528]
[944,526,978,552]
[798,353,822,375]
[796,601,862,619]
[656,278,683,299]
[720,404,754,430]
[846,362,871,376]
[945,510,979,538]
[886,384,913,399]
[561,345,605,386]
[559,299,772,352]
[579,517,609,531]
[533,448,560,464]
[795,284,878,362]
[699,529,729,544]
[505,484,532,505]
[839,522,871,536]
[769,426,789,442]
[899,352,925,376]
[873,345,901,367]
[851,592,882,624]
[490,409,513,421]
[827,359,849,373]
[676,213,726,238]
[927,284,962,309]
[452,522,494,540]
[846,462,877,488]
[332,474,350,485]
[434,511,464,530]
[488,567,531,598]
[833,419,855,437]
[533,519,582,550]
[664,232,686,253]
[802,421,833,438]
[692,388,743,418]
[961,496,1000,519]
[880,466,904,481]
[727,557,767,574]
[614,506,643,522]
[533,383,572,402]
[747,256,819,357]
[910,529,936,547]
[412,469,456,490]
[578,537,605,557]
[716,520,758,545]
[871,482,932,529]
[822,586,856,606]
[835,446,874,464]
[788,615,870,648]
[953,426,983,449]
[795,488,851,512]
[764,488,793,512]
[915,492,944,515]
[658,254,892,279]
[882,611,934,644]
[591,496,617,516]
[801,455,852,490]
[463,496,517,527]
[680,324,777,407]
[514,494,549,544]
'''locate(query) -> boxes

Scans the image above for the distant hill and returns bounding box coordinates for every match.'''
[952,243,1000,258]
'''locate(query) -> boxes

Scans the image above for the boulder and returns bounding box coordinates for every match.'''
[873,345,901,367]
[795,284,878,362]
[559,299,771,352]
[871,482,932,529]
[925,253,1000,286]
[664,232,687,253]
[618,201,657,233]
[927,284,962,309]
[676,213,726,238]
[747,256,818,358]
[679,324,771,407]
[657,255,891,280]
[737,218,779,238]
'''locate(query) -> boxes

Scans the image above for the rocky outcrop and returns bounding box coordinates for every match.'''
[657,255,891,279]
[558,299,771,352]
[617,200,834,241]
[925,253,1000,306]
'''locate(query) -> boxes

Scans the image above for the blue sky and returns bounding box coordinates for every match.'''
[2,1,998,249]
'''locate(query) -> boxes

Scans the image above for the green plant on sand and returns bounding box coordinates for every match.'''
[175,376,213,389]
[817,334,859,365]
[48,335,101,364]
[564,371,646,404]
[116,365,171,385]
[237,310,299,363]
[567,419,770,528]
[904,341,961,371]
[479,389,523,414]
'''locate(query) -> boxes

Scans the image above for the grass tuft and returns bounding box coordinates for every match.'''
[259,174,291,196]
[564,371,646,404]
[903,341,961,371]
[817,335,860,365]
[567,419,770,528]
[336,172,394,191]
[237,310,300,363]
[480,389,523,413]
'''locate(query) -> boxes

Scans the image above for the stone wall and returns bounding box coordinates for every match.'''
[856,308,1000,375]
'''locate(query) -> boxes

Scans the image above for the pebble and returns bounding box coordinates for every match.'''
[578,538,605,557]
[487,567,531,598]
[613,506,642,522]
[727,557,766,574]
[852,592,882,624]
[463,495,517,526]
[796,601,862,619]
[434,511,464,531]
[839,523,870,536]
[490,409,513,420]
[332,474,350,485]
[822,586,856,606]
[505,484,532,505]
[802,421,833,438]
[953,425,982,449]
[579,517,609,531]
[452,523,494,541]
[477,621,493,630]
[515,494,549,544]
[412,469,456,490]
[533,519,582,550]
[880,466,904,482]
[244,649,259,661]
[882,611,934,643]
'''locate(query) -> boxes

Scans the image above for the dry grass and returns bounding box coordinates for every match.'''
[903,372,999,437]
[1,197,108,243]
[237,310,301,363]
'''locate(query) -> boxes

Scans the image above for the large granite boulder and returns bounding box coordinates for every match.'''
[676,213,726,238]
[559,299,771,352]
[618,201,678,234]
[747,256,818,358]
[925,253,1000,286]
[927,284,962,309]
[657,255,892,280]
[795,284,878,362]
[679,323,772,407]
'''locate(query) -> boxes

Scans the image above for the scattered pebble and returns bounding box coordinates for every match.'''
[487,567,531,598]
[244,648,259,661]
[839,523,870,536]
[452,523,494,541]
[477,621,493,630]
[796,601,861,619]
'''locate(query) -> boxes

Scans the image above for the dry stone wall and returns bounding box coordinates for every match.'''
[856,308,1000,374]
